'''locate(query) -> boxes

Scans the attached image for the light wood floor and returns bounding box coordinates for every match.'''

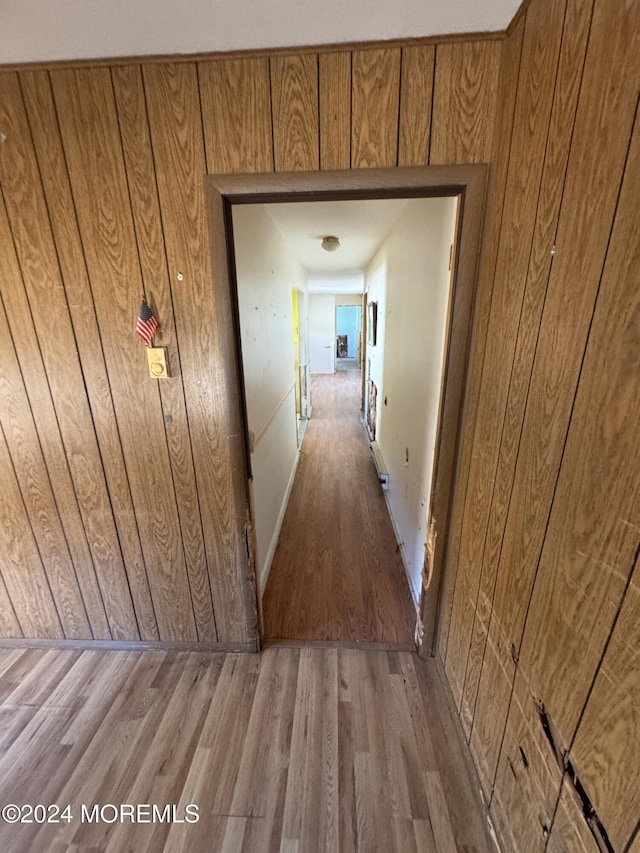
[263,364,417,644]
[0,646,493,852]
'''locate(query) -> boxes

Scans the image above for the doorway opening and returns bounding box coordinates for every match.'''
[206,166,487,653]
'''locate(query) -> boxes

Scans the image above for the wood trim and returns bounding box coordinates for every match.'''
[207,164,488,653]
[0,638,257,652]
[263,639,417,652]
[207,163,485,200]
[0,31,506,74]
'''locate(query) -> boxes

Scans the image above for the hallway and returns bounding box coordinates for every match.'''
[262,363,417,644]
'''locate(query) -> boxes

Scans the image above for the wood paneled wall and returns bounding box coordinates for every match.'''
[437,0,640,851]
[0,35,501,648]
[0,2,637,849]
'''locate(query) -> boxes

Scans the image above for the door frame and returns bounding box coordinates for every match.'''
[205,164,487,653]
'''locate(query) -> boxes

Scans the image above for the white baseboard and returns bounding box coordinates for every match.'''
[382,489,421,610]
[259,450,301,597]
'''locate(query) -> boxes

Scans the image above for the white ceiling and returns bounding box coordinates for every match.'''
[1,0,520,65]
[264,198,409,290]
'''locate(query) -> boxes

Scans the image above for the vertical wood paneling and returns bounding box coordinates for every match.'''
[18,69,158,642]
[490,673,562,853]
[143,62,252,643]
[547,779,601,853]
[461,0,594,737]
[0,414,61,638]
[1,72,132,641]
[0,283,89,640]
[503,109,640,850]
[0,573,20,638]
[111,64,217,643]
[270,55,319,172]
[198,57,273,174]
[444,0,568,714]
[569,562,639,851]
[319,52,351,170]
[398,46,435,167]
[470,0,640,801]
[430,41,502,164]
[50,66,197,642]
[351,49,401,168]
[437,17,525,664]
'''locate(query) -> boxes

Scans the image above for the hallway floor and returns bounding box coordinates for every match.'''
[262,363,417,645]
[0,646,494,852]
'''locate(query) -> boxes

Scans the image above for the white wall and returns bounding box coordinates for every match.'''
[232,204,307,593]
[308,294,336,374]
[364,196,458,603]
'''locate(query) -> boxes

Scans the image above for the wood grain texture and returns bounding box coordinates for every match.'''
[319,52,351,170]
[514,109,640,848]
[569,561,640,852]
[444,0,568,711]
[471,0,640,794]
[398,46,435,167]
[18,68,158,642]
[0,423,61,639]
[262,367,416,644]
[1,71,133,642]
[270,54,319,171]
[436,16,525,665]
[111,64,217,643]
[0,197,90,640]
[490,672,563,853]
[461,0,594,737]
[0,647,492,853]
[50,66,196,642]
[198,57,273,174]
[351,49,401,168]
[143,62,252,642]
[429,40,501,165]
[546,778,601,853]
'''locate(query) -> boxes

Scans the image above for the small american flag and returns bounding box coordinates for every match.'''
[136,299,158,346]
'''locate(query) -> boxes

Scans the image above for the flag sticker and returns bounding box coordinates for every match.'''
[136,299,158,346]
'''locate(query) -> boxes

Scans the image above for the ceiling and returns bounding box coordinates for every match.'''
[1,0,520,65]
[264,198,409,291]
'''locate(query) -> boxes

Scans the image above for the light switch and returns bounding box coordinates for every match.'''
[146,347,169,379]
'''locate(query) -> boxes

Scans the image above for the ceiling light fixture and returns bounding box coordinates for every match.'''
[321,235,340,252]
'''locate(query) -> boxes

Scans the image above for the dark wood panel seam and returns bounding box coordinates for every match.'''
[47,68,149,639]
[16,72,113,640]
[0,413,63,636]
[460,0,574,719]
[623,815,640,853]
[396,49,404,167]
[139,65,218,638]
[427,45,437,165]
[466,0,596,739]
[0,31,507,74]
[545,544,639,853]
[268,58,277,171]
[110,66,202,642]
[349,54,355,169]
[0,189,91,639]
[316,54,321,171]
[488,94,639,803]
[0,572,21,635]
[506,0,534,37]
[441,17,526,666]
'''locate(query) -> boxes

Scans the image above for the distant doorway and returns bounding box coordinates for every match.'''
[336,304,362,361]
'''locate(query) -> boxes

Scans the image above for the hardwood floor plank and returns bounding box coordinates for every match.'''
[0,647,493,853]
[263,366,416,644]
